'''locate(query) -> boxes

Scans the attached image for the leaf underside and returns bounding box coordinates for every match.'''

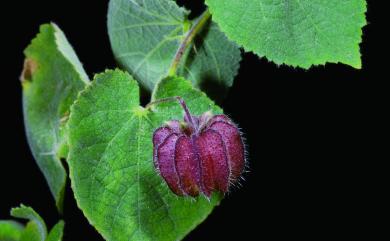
[108,0,241,92]
[205,0,367,68]
[22,23,89,211]
[68,69,223,241]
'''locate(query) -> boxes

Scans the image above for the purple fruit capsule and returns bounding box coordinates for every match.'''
[150,97,245,197]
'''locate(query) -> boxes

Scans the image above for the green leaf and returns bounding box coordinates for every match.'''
[68,70,222,241]
[19,222,42,241]
[0,220,23,241]
[108,0,241,93]
[22,23,89,211]
[46,221,64,241]
[6,205,64,241]
[11,205,47,241]
[205,0,367,68]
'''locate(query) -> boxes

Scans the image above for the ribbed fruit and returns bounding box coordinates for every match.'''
[152,97,245,197]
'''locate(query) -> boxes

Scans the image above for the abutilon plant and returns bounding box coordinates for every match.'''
[149,97,246,198]
[6,0,367,239]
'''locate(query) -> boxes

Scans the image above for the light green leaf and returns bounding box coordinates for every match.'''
[19,222,42,241]
[46,221,64,241]
[11,205,47,241]
[22,23,89,211]
[5,205,64,241]
[108,0,241,93]
[68,70,222,241]
[205,0,367,68]
[0,220,24,241]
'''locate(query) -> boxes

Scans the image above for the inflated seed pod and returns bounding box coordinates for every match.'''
[151,97,245,198]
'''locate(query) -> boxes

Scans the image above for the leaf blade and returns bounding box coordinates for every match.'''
[22,23,88,211]
[68,70,222,241]
[205,0,367,68]
[107,0,241,93]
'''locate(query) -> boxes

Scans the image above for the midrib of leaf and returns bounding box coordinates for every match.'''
[136,115,142,239]
[131,26,183,73]
[87,114,136,207]
[102,114,140,238]
[204,40,221,81]
[45,79,66,158]
[111,21,180,31]
[293,0,343,58]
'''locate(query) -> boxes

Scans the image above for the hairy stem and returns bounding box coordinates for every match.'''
[167,10,211,76]
[146,96,196,128]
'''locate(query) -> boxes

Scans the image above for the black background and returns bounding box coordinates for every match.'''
[1,0,386,240]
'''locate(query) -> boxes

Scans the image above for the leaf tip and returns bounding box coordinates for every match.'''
[351,58,363,70]
[10,204,29,218]
[55,185,66,214]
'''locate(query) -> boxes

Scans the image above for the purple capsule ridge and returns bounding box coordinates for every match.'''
[150,97,245,198]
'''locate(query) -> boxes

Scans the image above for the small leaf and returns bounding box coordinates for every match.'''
[19,222,42,241]
[46,221,65,241]
[205,0,367,68]
[107,0,241,93]
[68,70,222,241]
[11,205,47,241]
[22,23,89,211]
[4,205,65,241]
[0,220,23,241]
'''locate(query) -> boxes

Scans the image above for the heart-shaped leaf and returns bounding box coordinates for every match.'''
[68,70,222,241]
[205,0,367,68]
[22,23,89,211]
[107,0,241,93]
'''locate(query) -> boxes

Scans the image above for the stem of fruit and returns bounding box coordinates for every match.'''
[146,96,196,127]
[167,10,211,76]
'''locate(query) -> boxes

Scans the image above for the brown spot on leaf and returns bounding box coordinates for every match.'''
[20,58,38,83]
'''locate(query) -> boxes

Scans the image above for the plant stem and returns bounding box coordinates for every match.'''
[167,10,211,76]
[146,96,196,127]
